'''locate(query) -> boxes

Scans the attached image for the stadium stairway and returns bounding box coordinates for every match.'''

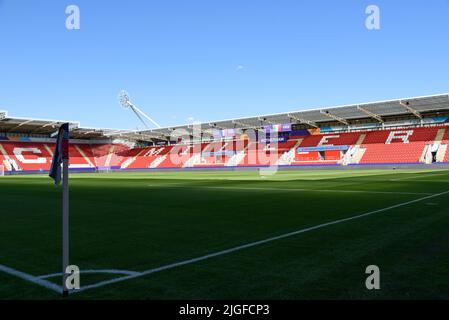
[276,139,303,166]
[193,142,232,167]
[341,134,366,165]
[225,141,250,167]
[439,128,449,162]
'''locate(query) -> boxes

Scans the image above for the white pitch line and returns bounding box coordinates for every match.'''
[75,189,449,293]
[389,173,446,181]
[203,186,431,196]
[0,264,62,293]
[38,269,141,280]
[395,179,449,183]
[148,184,430,196]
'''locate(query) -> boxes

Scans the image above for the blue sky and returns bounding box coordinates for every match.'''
[0,0,448,130]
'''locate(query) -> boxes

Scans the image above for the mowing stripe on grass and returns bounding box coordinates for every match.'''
[148,184,430,196]
[389,173,446,181]
[0,264,62,293]
[74,189,449,293]
[202,186,431,195]
[389,179,449,183]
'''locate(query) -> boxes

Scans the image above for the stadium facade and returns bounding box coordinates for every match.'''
[1,93,449,174]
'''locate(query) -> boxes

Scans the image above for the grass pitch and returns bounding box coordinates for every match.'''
[1,168,449,299]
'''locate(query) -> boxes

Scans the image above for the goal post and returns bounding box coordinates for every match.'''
[0,165,4,176]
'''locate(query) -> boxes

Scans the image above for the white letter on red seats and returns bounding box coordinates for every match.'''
[318,135,340,146]
[14,148,47,164]
[385,130,414,144]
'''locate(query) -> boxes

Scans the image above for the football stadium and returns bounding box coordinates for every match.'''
[2,1,449,310]
[1,93,449,299]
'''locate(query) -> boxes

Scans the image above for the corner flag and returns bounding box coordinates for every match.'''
[49,123,71,296]
[49,123,70,185]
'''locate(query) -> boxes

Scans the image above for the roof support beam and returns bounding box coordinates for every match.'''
[232,120,258,130]
[104,130,131,136]
[287,113,318,128]
[400,101,422,119]
[30,121,60,134]
[42,121,59,128]
[149,132,170,140]
[140,133,167,140]
[187,128,202,138]
[208,123,224,130]
[232,120,250,127]
[356,105,384,123]
[258,117,276,125]
[319,110,349,125]
[126,133,166,141]
[202,128,217,136]
[104,130,165,141]
[8,119,34,132]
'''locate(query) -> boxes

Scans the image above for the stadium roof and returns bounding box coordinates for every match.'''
[121,93,449,140]
[1,93,449,141]
[0,111,129,139]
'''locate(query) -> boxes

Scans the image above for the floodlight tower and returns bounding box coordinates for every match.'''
[118,90,161,129]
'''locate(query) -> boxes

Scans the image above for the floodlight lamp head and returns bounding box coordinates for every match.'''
[118,90,132,109]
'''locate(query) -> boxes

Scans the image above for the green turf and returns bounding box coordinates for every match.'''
[1,168,449,299]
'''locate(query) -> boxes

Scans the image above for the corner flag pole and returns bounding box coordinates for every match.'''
[62,157,70,297]
[49,123,70,297]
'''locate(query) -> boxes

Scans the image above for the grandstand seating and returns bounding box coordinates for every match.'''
[0,142,51,171]
[299,132,362,147]
[359,127,441,164]
[439,129,449,162]
[1,125,447,173]
[92,144,129,167]
[237,140,298,167]
[192,142,230,167]
[0,142,98,172]
[120,146,174,169]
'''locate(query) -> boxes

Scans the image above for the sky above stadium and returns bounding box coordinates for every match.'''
[0,0,448,130]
